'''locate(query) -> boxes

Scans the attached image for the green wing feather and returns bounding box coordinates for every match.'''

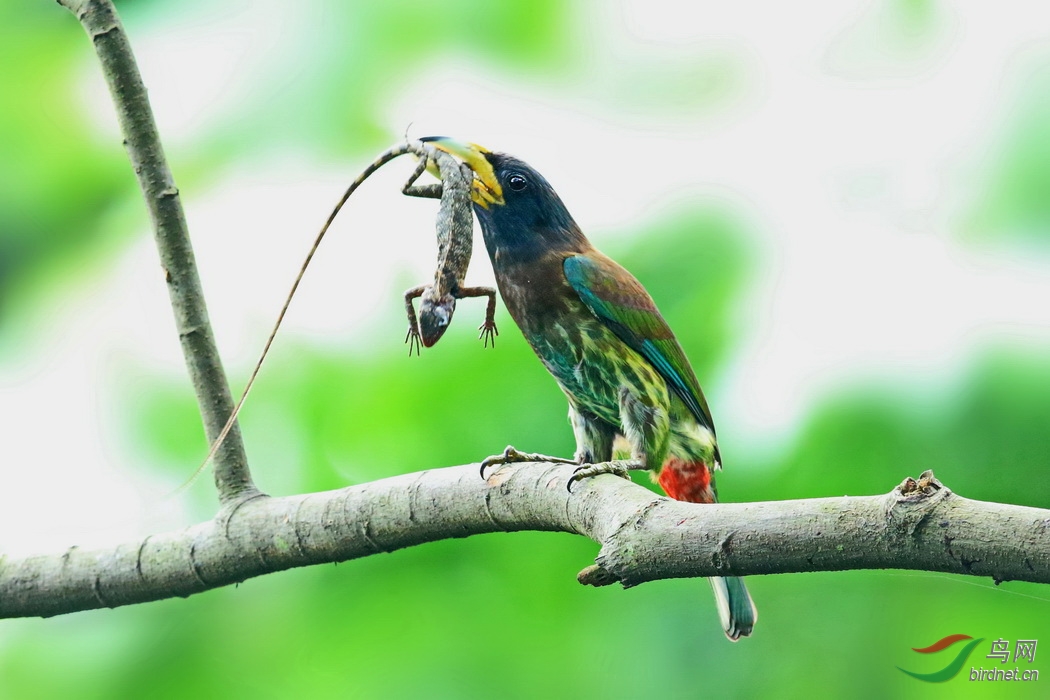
[563,253,715,433]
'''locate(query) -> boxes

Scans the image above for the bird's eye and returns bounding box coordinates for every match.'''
[507,173,528,191]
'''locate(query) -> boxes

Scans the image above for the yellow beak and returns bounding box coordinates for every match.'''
[420,136,504,208]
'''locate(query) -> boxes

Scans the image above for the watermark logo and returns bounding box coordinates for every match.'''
[971,638,1039,682]
[898,634,984,682]
[898,635,1040,683]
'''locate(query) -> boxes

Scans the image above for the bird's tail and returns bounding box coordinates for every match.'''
[658,457,757,641]
[709,576,757,641]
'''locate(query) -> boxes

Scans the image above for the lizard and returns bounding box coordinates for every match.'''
[181,138,495,490]
[401,141,498,355]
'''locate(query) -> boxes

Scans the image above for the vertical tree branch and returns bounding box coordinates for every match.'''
[59,0,257,502]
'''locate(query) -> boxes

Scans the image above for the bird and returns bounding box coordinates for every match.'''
[422,136,756,641]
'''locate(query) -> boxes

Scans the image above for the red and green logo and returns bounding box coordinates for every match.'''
[898,634,985,682]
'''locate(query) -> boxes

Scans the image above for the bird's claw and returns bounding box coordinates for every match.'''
[480,446,520,478]
[479,445,575,478]
[566,460,634,492]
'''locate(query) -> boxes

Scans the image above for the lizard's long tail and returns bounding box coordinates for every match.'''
[176,141,431,494]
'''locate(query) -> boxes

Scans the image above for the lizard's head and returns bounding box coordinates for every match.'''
[418,292,456,348]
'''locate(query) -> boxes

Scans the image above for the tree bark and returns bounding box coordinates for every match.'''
[57,0,256,502]
[1,464,1047,619]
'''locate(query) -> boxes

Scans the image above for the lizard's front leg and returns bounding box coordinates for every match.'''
[403,285,426,356]
[456,286,499,347]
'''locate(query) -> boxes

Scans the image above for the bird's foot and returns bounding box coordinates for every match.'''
[567,459,644,492]
[480,445,576,478]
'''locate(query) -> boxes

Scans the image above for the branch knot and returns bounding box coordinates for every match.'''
[886,469,952,538]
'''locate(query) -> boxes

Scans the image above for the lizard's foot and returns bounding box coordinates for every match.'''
[480,445,576,478]
[478,320,498,348]
[567,459,643,492]
[405,326,422,357]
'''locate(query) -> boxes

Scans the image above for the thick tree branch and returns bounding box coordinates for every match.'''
[1,464,1047,619]
[58,0,255,502]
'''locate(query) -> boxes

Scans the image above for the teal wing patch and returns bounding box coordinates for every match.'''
[563,253,715,433]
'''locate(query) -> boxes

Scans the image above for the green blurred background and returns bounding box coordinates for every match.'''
[2,0,1049,697]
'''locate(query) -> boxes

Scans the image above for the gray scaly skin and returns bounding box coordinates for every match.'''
[402,145,498,354]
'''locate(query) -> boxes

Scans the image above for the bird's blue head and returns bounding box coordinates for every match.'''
[421,137,587,263]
